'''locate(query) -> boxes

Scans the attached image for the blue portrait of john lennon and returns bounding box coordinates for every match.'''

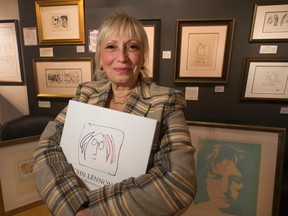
[193,139,261,216]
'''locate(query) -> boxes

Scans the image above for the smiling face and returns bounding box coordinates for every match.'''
[95,12,149,87]
[99,32,144,88]
[206,159,244,209]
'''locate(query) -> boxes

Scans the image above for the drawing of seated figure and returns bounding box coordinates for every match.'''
[78,123,124,176]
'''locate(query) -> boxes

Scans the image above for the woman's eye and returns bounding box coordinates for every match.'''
[127,44,140,52]
[105,44,117,50]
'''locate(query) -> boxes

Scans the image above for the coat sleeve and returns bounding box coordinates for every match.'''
[33,84,90,215]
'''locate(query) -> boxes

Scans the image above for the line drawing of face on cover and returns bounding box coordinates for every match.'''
[79,123,124,176]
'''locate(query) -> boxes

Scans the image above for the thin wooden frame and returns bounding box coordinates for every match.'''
[182,121,285,216]
[35,0,85,45]
[240,57,288,101]
[0,136,43,215]
[250,3,288,42]
[33,58,93,98]
[174,19,235,84]
[139,19,161,83]
[0,20,24,85]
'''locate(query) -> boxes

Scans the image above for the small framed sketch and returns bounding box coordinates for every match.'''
[250,3,288,42]
[32,58,93,98]
[139,19,161,83]
[0,20,24,85]
[35,0,85,45]
[182,121,285,216]
[240,57,288,101]
[174,18,235,83]
[0,136,42,215]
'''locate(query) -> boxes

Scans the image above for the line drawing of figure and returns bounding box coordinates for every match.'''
[193,140,261,216]
[186,33,218,71]
[262,70,282,88]
[51,14,69,31]
[78,123,124,176]
[64,70,81,84]
[195,42,208,64]
[60,15,68,29]
[264,12,288,32]
[47,71,63,84]
[266,14,279,26]
[280,14,288,26]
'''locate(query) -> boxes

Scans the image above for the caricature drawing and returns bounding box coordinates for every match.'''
[78,123,124,176]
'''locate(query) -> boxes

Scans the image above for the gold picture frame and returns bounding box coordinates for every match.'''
[0,136,42,215]
[35,0,85,45]
[174,19,235,83]
[32,58,93,98]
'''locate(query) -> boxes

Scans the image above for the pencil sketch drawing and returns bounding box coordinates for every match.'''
[45,69,82,88]
[51,14,69,31]
[187,33,218,71]
[251,66,287,94]
[263,11,288,33]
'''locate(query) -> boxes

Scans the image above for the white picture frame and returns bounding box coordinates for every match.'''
[0,20,23,84]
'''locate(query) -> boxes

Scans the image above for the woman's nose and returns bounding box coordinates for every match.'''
[117,48,128,62]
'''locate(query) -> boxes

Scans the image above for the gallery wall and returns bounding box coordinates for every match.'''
[16,0,287,127]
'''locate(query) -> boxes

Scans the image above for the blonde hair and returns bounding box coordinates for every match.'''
[94,11,149,79]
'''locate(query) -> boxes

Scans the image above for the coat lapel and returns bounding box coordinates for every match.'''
[86,76,152,117]
[125,79,152,117]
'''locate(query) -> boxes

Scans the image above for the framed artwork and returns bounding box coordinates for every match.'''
[0,20,24,85]
[0,136,43,215]
[240,57,288,101]
[182,121,285,216]
[32,58,93,98]
[174,19,235,83]
[250,3,288,42]
[139,19,161,83]
[35,0,85,45]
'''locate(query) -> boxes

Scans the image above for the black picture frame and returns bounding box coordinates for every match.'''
[139,19,161,84]
[240,57,288,101]
[174,19,235,84]
[249,3,288,42]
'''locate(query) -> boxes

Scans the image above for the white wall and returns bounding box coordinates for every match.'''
[0,0,29,125]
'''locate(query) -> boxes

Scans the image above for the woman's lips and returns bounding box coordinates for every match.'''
[113,67,132,72]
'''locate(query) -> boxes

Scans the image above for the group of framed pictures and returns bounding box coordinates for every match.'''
[1,1,287,102]
[174,2,288,102]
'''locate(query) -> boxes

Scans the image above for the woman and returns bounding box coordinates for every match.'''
[33,11,196,216]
